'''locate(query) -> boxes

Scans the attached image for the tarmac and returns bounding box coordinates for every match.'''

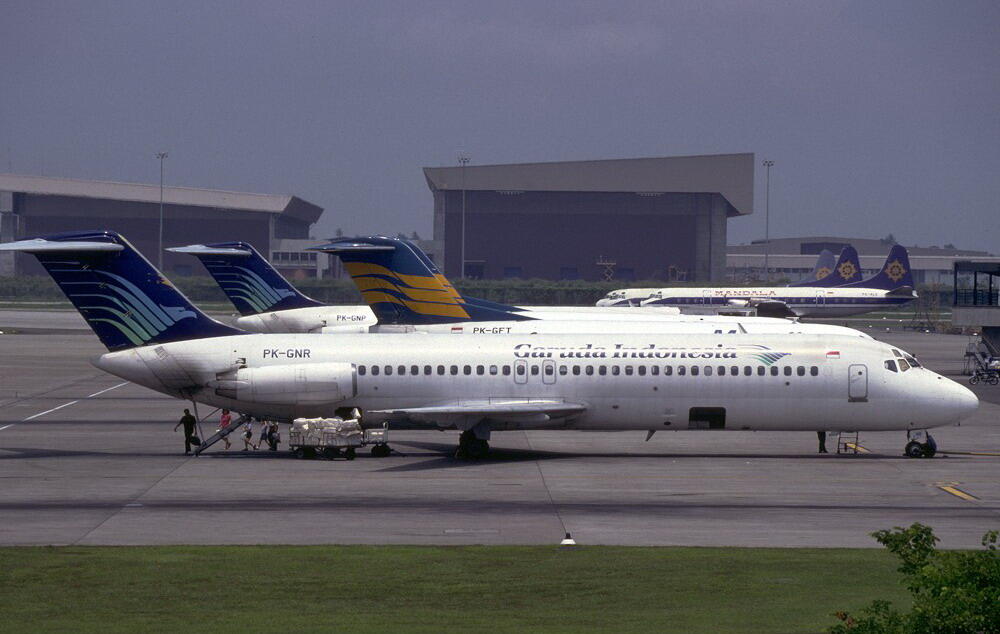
[0,309,997,547]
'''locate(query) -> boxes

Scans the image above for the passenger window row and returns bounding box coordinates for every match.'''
[356,364,821,378]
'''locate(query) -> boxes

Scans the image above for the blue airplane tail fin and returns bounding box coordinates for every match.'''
[0,230,241,351]
[168,242,325,316]
[312,236,531,324]
[843,245,914,290]
[811,246,863,287]
[788,249,834,286]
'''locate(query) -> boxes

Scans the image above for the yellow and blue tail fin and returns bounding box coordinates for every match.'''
[168,242,325,316]
[0,230,241,350]
[312,236,533,324]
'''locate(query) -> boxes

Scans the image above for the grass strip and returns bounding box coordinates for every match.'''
[0,545,908,633]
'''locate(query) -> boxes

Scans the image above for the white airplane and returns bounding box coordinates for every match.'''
[598,246,918,318]
[172,237,873,338]
[1,231,976,459]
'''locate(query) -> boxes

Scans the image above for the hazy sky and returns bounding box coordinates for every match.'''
[2,1,998,250]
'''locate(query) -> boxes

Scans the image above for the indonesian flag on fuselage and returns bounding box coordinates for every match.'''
[827,351,841,359]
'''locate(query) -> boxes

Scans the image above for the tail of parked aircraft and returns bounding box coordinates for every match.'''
[788,249,834,286]
[790,246,863,288]
[842,245,915,291]
[0,231,241,350]
[167,242,325,316]
[312,236,533,324]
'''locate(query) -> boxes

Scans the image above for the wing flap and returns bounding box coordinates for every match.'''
[369,399,586,424]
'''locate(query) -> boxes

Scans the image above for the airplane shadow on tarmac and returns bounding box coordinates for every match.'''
[372,440,909,473]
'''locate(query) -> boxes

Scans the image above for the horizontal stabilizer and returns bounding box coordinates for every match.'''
[0,238,124,253]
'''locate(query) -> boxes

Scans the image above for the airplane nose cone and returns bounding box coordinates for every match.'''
[951,380,979,422]
[595,299,611,307]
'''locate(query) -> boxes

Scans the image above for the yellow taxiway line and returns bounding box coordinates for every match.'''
[935,483,979,502]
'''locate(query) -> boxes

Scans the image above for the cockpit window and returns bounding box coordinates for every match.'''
[891,349,903,358]
[898,359,910,372]
[905,355,921,368]
[884,360,897,372]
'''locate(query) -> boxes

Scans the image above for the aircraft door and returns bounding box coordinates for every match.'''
[815,291,825,306]
[514,359,528,385]
[848,364,868,402]
[542,359,556,385]
[702,289,712,305]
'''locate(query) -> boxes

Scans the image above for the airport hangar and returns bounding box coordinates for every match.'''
[423,153,755,282]
[0,173,326,279]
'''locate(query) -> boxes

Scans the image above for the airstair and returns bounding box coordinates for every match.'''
[837,431,861,455]
[193,414,248,456]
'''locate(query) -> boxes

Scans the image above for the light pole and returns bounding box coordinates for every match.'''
[458,153,470,278]
[156,152,168,270]
[762,159,774,282]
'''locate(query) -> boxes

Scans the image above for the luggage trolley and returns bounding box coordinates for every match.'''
[289,418,391,460]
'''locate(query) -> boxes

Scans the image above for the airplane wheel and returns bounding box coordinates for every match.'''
[345,448,356,460]
[904,441,925,459]
[969,375,980,385]
[293,448,304,459]
[466,439,489,460]
[922,444,937,458]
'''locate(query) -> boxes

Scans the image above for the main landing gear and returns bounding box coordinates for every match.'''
[456,429,490,460]
[904,430,937,459]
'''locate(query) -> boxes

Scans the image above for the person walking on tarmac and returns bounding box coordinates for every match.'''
[817,431,828,454]
[218,409,233,450]
[242,417,255,451]
[174,409,198,455]
[257,419,270,451]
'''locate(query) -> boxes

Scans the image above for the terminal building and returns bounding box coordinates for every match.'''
[0,174,327,279]
[423,153,754,282]
[727,236,1000,287]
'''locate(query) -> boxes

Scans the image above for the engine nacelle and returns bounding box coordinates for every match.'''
[212,362,355,405]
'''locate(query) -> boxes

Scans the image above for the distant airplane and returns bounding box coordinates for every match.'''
[598,245,917,318]
[173,238,871,337]
[309,236,873,337]
[787,247,863,287]
[787,249,836,286]
[0,231,975,459]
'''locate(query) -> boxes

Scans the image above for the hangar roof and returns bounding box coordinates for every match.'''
[729,236,993,257]
[423,153,754,216]
[0,173,323,224]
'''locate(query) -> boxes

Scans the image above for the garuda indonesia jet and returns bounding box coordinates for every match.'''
[598,246,917,318]
[174,236,871,338]
[0,231,976,458]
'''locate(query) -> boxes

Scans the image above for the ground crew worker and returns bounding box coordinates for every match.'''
[174,409,198,455]
[817,431,828,454]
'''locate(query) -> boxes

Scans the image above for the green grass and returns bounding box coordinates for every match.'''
[0,546,908,633]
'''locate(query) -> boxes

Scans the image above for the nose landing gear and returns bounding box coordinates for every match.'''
[904,430,937,458]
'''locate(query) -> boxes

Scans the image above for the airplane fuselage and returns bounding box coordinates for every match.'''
[599,287,916,317]
[94,333,975,433]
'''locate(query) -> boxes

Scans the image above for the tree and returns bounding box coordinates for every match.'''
[334,227,344,238]
[880,233,898,246]
[411,231,421,240]
[830,524,1000,633]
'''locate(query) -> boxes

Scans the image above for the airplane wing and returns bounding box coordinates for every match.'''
[369,399,586,425]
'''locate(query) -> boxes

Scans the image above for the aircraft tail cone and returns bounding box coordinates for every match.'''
[560,532,577,546]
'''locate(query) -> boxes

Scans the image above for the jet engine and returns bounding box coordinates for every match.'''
[211,362,355,405]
